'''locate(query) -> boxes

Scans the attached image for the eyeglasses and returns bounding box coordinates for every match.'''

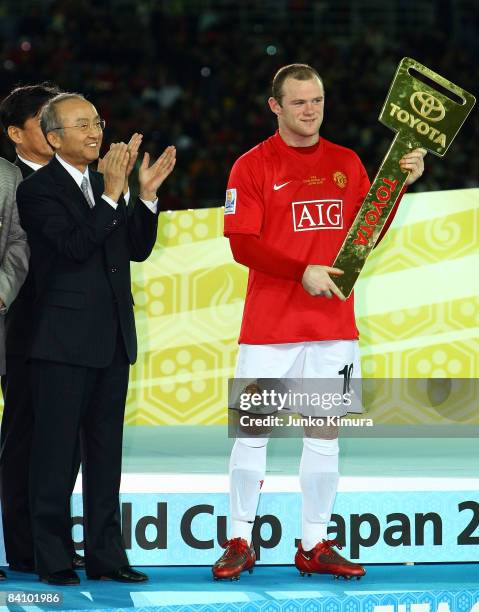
[51,119,106,133]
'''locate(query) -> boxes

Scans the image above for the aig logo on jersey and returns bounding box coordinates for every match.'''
[224,188,237,215]
[292,200,343,232]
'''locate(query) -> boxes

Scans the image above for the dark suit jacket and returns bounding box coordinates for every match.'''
[4,157,36,357]
[15,156,35,179]
[16,156,158,367]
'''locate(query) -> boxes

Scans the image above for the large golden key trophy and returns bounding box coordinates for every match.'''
[332,57,476,298]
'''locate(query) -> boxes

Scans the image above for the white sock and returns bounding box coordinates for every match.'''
[229,437,268,545]
[299,437,339,551]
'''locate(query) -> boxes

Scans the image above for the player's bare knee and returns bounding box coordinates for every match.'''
[303,421,339,441]
[239,417,274,438]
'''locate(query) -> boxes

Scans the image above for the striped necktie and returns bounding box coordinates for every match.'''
[81,176,95,208]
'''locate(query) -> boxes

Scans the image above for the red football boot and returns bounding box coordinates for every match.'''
[295,539,365,580]
[212,538,256,581]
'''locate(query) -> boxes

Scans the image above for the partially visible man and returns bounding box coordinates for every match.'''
[0,156,30,579]
[17,92,175,586]
[0,84,60,177]
[0,84,87,574]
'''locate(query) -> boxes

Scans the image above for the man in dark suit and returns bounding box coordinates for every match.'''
[16,92,175,586]
[0,84,86,573]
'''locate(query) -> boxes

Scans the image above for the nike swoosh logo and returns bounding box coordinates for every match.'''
[300,552,312,561]
[273,181,291,191]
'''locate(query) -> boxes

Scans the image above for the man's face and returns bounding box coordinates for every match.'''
[8,111,54,165]
[47,98,103,171]
[269,76,325,145]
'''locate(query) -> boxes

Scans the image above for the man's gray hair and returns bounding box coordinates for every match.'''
[40,93,87,138]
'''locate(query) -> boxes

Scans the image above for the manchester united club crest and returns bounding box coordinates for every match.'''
[333,171,347,188]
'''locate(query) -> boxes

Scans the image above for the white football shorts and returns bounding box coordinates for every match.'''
[235,340,361,379]
[233,340,362,416]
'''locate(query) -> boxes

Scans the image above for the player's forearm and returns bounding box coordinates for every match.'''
[228,234,307,282]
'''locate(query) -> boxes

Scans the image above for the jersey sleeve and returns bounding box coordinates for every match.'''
[354,155,371,216]
[229,234,307,282]
[223,153,264,237]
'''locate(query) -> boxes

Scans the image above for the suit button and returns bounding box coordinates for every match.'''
[112,219,118,226]
[111,266,118,273]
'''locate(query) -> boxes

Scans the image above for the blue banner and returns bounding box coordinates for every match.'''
[69,490,479,564]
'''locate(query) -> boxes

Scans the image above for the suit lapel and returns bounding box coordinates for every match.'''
[48,159,127,224]
[15,157,35,179]
[49,157,92,222]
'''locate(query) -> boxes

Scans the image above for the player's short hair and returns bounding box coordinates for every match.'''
[0,83,61,136]
[272,64,323,105]
[40,92,87,138]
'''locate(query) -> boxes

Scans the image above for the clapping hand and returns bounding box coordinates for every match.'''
[138,146,176,201]
[98,133,143,194]
[125,133,143,177]
[101,143,129,202]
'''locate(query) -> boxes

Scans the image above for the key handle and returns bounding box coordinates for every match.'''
[379,57,476,156]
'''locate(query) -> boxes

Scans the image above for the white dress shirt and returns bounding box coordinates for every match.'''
[17,154,43,172]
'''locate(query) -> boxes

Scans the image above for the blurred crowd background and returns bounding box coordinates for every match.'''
[0,0,477,209]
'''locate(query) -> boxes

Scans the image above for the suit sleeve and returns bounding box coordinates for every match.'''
[17,177,123,263]
[126,197,159,262]
[0,168,30,309]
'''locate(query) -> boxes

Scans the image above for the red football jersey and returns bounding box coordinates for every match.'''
[224,131,370,344]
